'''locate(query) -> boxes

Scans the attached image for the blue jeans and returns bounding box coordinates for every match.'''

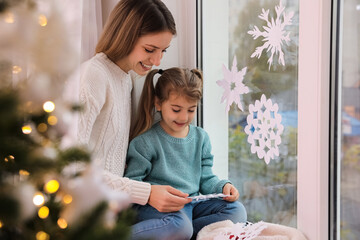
[131,199,247,240]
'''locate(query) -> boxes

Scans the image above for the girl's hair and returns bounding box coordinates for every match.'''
[130,68,203,140]
[96,0,176,62]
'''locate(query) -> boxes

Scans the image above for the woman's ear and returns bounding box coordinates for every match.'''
[154,96,161,111]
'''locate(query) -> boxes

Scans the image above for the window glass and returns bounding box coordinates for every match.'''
[337,0,360,238]
[202,0,299,227]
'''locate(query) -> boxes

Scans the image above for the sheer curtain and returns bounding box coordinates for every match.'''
[60,0,118,148]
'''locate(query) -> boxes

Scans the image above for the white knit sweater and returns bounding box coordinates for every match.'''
[78,52,150,205]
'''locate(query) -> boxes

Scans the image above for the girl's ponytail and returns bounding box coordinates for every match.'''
[129,69,159,140]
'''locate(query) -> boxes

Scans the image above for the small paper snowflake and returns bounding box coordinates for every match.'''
[217,56,249,112]
[244,94,284,164]
[248,0,294,70]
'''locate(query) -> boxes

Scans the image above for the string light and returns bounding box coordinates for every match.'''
[43,101,55,112]
[12,65,22,74]
[19,170,30,176]
[0,220,3,228]
[44,180,59,194]
[38,206,49,219]
[4,155,14,163]
[22,125,32,134]
[37,123,48,132]
[33,192,45,206]
[62,194,72,204]
[47,116,58,125]
[57,218,68,229]
[36,231,49,240]
[38,14,47,27]
[4,12,14,23]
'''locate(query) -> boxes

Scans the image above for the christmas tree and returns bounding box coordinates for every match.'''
[0,1,133,239]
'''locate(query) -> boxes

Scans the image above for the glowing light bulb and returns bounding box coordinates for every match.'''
[62,194,72,204]
[19,170,30,176]
[4,155,14,162]
[38,14,47,26]
[5,12,14,23]
[38,206,49,219]
[36,231,49,240]
[33,192,45,206]
[37,123,48,132]
[47,116,58,125]
[43,101,55,112]
[44,180,59,194]
[0,220,3,228]
[57,218,67,229]
[22,125,32,134]
[12,65,22,74]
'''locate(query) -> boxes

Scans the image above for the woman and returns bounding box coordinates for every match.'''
[78,0,191,216]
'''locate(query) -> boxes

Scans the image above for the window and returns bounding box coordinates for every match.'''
[330,0,360,239]
[201,0,299,227]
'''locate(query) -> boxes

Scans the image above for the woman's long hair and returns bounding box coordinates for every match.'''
[96,0,176,63]
[130,68,203,140]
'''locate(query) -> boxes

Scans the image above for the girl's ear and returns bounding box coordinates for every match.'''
[154,96,161,111]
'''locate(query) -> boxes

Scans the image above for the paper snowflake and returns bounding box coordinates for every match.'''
[217,56,249,112]
[248,0,294,70]
[213,221,267,240]
[244,94,284,164]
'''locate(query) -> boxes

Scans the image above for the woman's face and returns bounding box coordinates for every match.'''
[117,31,173,76]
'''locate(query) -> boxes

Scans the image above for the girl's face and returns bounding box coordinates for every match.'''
[117,31,173,76]
[155,92,198,138]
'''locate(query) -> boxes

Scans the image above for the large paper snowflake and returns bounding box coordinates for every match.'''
[244,94,284,164]
[248,1,294,70]
[217,56,249,112]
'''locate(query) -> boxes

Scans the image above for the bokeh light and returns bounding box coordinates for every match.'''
[36,231,49,240]
[38,206,49,219]
[33,192,45,206]
[22,125,32,134]
[43,101,55,113]
[44,180,59,194]
[57,218,67,229]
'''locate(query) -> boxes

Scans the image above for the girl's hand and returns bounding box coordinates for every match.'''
[148,185,192,212]
[222,183,239,202]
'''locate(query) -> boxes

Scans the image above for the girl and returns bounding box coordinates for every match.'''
[125,68,247,240]
[78,0,191,217]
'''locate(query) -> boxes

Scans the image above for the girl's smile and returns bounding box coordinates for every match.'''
[155,93,198,138]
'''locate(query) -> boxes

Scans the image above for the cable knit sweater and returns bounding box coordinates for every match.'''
[125,122,230,196]
[78,52,150,205]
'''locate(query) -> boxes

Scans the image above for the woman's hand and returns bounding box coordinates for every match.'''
[222,183,239,202]
[148,185,192,212]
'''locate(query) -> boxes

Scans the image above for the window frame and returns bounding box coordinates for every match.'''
[197,0,332,238]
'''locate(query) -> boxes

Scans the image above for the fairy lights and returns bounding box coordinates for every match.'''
[43,101,55,112]
[44,180,59,194]
[38,206,49,219]
[37,123,48,132]
[57,218,67,229]
[36,231,49,240]
[38,14,47,27]
[33,192,45,206]
[19,170,30,176]
[4,12,14,23]
[22,125,32,134]
[62,194,72,204]
[47,116,57,125]
[12,65,22,74]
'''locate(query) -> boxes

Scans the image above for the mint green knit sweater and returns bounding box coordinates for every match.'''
[124,122,230,196]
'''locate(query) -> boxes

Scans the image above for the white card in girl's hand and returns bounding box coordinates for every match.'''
[188,193,230,201]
